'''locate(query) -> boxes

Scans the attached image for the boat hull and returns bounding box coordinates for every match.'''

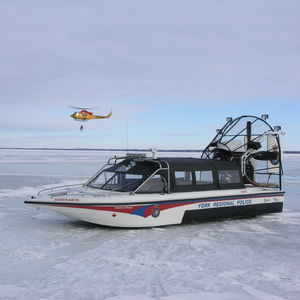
[25,190,285,228]
[182,201,283,223]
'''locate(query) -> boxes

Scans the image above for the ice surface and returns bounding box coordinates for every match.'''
[0,149,299,300]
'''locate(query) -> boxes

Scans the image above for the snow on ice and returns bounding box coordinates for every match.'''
[0,149,300,300]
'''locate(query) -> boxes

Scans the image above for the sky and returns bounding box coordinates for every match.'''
[0,0,299,150]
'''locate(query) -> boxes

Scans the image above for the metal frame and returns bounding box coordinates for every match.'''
[201,115,284,189]
[85,155,172,194]
[37,184,83,195]
[130,159,171,195]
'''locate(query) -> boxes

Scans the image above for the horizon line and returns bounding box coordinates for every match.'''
[0,147,299,154]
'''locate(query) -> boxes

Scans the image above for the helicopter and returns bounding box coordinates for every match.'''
[69,106,112,130]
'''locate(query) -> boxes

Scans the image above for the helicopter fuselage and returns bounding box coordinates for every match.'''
[70,111,112,121]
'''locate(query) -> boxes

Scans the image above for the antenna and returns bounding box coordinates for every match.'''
[126,120,128,154]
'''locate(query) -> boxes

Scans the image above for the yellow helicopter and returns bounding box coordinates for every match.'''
[69,106,112,130]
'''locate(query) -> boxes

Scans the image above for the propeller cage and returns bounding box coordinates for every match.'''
[201,115,284,189]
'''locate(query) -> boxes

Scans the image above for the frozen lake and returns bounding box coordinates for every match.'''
[0,149,300,300]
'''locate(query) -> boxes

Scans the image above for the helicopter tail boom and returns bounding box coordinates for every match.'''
[93,112,112,119]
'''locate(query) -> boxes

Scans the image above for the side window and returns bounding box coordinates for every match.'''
[175,171,192,185]
[195,170,213,185]
[218,170,241,184]
[125,174,142,180]
[137,175,166,193]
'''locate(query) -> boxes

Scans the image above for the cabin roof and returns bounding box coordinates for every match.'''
[157,157,240,170]
[106,156,241,175]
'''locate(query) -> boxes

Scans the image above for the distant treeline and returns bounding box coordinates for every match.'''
[0,147,202,153]
[0,147,300,154]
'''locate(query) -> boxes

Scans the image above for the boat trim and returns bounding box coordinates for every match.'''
[25,191,284,207]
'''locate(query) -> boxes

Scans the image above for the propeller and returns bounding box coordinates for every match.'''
[68,106,95,110]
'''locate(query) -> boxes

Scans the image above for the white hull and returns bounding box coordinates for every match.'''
[26,187,284,228]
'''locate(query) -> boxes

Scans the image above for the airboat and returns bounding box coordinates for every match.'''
[25,115,285,227]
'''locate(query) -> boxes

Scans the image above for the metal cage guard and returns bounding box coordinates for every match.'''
[201,115,284,189]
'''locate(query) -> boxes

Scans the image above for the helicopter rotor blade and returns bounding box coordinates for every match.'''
[68,106,94,110]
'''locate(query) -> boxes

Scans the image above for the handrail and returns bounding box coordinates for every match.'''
[160,159,171,193]
[37,183,83,195]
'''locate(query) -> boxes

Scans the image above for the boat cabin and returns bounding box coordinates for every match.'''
[86,155,245,194]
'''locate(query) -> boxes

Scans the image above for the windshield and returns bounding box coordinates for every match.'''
[87,170,145,192]
[87,159,167,193]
